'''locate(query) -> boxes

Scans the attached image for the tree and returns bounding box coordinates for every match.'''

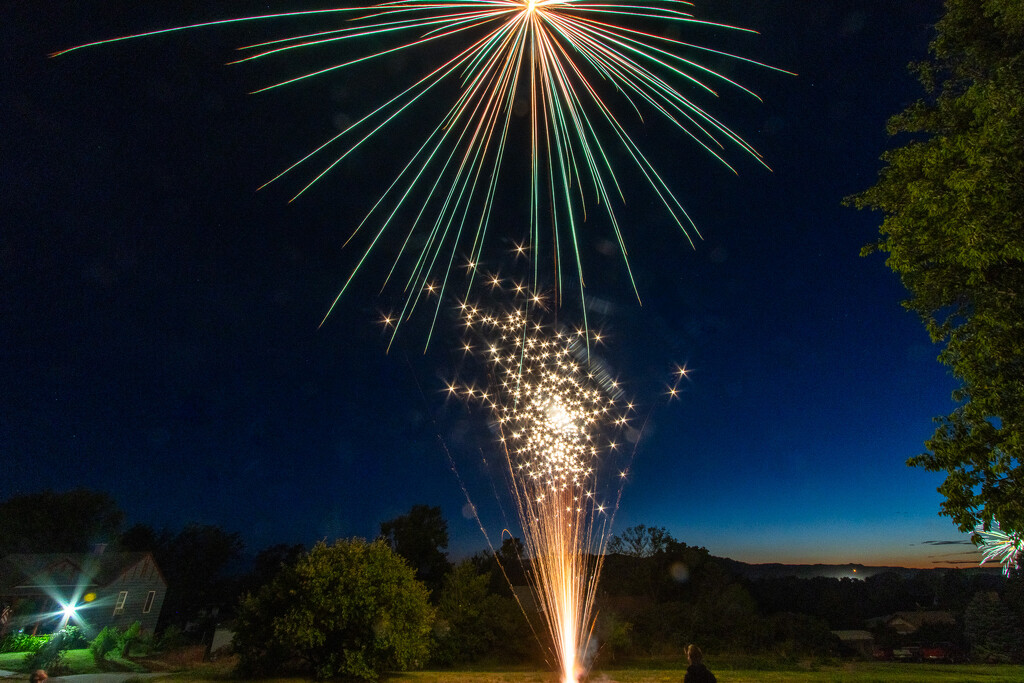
[964,591,1024,663]
[0,489,123,555]
[379,505,451,596]
[848,0,1024,535]
[237,542,306,597]
[471,536,527,593]
[607,524,672,558]
[431,560,529,665]
[233,539,434,680]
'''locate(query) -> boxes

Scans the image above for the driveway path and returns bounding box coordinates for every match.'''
[0,673,165,683]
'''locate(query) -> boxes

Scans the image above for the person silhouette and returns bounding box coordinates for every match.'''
[683,644,716,683]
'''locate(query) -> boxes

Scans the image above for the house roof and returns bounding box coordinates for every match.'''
[0,552,164,596]
[887,611,955,628]
[832,630,874,642]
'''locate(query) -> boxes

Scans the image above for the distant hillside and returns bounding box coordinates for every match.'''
[716,557,1003,581]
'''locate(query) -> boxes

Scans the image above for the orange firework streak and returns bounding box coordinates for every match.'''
[455,296,630,681]
[54,1,788,344]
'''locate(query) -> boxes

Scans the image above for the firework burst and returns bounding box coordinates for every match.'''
[54,1,789,342]
[976,522,1023,577]
[452,290,631,681]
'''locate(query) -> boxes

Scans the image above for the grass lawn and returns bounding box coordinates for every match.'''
[0,649,145,675]
[1,653,1020,683]
[385,663,1023,683]
[140,661,1024,683]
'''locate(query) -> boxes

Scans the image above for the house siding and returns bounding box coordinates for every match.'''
[104,556,166,633]
[0,552,167,636]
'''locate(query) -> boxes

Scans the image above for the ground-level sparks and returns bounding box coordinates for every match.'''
[456,293,630,681]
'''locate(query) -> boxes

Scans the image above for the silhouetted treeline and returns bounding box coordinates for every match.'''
[747,569,1007,629]
[4,490,1022,663]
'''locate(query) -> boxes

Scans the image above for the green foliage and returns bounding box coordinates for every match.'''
[153,625,187,652]
[0,489,124,555]
[379,504,452,596]
[847,0,1024,534]
[233,538,434,681]
[57,626,88,650]
[89,626,121,664]
[117,621,141,657]
[596,612,634,663]
[23,629,71,672]
[964,591,1024,662]
[0,634,50,654]
[430,561,530,665]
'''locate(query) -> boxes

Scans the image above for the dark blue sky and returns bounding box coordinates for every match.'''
[3,1,974,567]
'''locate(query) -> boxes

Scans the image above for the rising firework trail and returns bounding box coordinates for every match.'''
[452,288,632,682]
[54,1,791,343]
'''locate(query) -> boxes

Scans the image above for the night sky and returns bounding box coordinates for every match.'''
[3,1,977,568]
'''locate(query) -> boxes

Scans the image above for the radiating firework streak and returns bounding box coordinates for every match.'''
[452,290,631,682]
[976,522,1023,577]
[54,1,790,343]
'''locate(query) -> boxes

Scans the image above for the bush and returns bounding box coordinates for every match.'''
[90,626,120,664]
[117,622,141,657]
[59,625,89,650]
[154,625,188,652]
[430,561,531,665]
[233,538,434,681]
[0,634,50,654]
[23,630,69,673]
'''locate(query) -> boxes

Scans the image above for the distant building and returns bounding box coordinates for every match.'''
[832,629,875,658]
[0,551,166,636]
[883,611,955,635]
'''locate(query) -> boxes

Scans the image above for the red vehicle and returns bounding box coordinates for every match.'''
[920,642,957,663]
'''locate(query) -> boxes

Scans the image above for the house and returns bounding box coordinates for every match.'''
[883,611,955,635]
[832,630,874,658]
[0,551,166,636]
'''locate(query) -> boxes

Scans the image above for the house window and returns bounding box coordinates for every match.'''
[143,591,156,614]
[113,591,128,615]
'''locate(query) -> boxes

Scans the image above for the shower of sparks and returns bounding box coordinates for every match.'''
[454,289,630,682]
[54,1,791,344]
[976,522,1023,577]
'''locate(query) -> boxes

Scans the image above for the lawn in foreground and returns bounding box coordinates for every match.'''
[0,649,145,675]
[387,663,1021,683]
[2,654,1020,682]
[155,662,1023,683]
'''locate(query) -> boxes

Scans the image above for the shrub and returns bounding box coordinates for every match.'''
[154,625,188,652]
[117,622,141,657]
[59,625,89,650]
[233,538,434,681]
[23,630,69,673]
[0,634,50,654]
[90,626,120,664]
[430,561,531,665]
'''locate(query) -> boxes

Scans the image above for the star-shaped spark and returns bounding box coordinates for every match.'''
[455,290,628,492]
[976,522,1023,577]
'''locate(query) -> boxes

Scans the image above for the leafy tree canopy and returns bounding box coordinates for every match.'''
[0,489,123,555]
[964,591,1024,662]
[848,0,1024,534]
[607,524,673,558]
[233,538,434,681]
[379,504,451,595]
[431,560,531,665]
